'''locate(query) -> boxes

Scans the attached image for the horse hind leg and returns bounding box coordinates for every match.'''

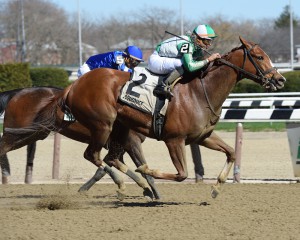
[0,153,10,184]
[24,142,36,184]
[78,164,127,200]
[83,127,111,166]
[106,158,154,201]
[0,134,15,184]
[82,128,129,200]
[124,132,161,199]
[200,131,235,198]
[107,137,154,201]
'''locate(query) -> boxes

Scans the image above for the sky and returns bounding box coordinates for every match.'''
[50,0,300,22]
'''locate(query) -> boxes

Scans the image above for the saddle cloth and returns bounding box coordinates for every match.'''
[119,67,169,116]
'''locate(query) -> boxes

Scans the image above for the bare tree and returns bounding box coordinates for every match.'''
[133,7,179,49]
[0,0,298,66]
[0,0,77,65]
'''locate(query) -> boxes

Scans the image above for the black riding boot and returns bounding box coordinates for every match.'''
[153,67,184,99]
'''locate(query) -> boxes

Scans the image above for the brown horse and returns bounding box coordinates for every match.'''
[0,87,158,200]
[0,88,37,184]
[55,37,285,198]
[0,86,202,199]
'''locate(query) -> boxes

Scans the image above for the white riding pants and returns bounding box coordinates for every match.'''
[148,51,182,74]
[77,63,91,78]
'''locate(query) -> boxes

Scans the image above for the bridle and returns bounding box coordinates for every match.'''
[218,44,277,88]
[200,43,278,117]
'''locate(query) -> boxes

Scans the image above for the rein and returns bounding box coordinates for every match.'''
[199,77,220,118]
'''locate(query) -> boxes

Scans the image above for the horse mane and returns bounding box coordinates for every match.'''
[220,45,243,61]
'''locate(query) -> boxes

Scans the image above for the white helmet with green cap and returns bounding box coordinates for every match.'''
[193,24,217,40]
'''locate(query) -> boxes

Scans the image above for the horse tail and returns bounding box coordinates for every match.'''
[0,88,24,115]
[59,83,73,110]
[4,87,69,135]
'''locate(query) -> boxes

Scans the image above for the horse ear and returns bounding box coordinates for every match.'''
[239,36,251,48]
[240,36,248,46]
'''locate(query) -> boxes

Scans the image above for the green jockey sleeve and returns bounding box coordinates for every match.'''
[178,42,209,72]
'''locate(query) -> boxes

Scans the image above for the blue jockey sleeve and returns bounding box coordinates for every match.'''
[85,51,132,72]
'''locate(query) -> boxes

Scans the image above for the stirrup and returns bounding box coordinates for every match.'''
[153,85,173,99]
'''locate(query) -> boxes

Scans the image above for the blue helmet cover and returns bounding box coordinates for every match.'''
[123,46,144,62]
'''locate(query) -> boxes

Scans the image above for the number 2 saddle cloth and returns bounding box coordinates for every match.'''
[119,67,169,117]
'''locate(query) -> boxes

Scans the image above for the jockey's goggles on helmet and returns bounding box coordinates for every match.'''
[199,37,213,46]
[129,57,140,67]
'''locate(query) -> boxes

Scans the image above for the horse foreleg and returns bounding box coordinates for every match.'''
[0,153,10,184]
[200,131,235,198]
[136,139,188,182]
[25,142,36,184]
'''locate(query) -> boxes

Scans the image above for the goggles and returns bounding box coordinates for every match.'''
[129,58,140,67]
[200,38,213,46]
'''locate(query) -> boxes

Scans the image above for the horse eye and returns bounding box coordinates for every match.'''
[257,56,264,60]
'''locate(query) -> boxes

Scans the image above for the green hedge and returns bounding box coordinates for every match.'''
[0,63,31,91]
[30,67,70,88]
[231,79,264,93]
[278,71,300,92]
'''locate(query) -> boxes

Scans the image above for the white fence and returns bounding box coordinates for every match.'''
[220,92,300,180]
[221,92,300,122]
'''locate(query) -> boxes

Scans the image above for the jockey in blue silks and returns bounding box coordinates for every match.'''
[77,45,144,77]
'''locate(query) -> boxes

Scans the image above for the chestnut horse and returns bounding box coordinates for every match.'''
[66,37,286,197]
[18,37,286,198]
[0,87,158,200]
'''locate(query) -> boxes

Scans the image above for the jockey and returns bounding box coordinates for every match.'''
[148,24,221,99]
[77,45,144,77]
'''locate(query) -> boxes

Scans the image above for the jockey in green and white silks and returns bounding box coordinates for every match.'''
[148,24,221,99]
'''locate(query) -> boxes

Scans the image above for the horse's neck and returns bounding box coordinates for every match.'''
[201,65,238,110]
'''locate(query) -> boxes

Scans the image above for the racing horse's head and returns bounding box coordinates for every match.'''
[237,36,286,91]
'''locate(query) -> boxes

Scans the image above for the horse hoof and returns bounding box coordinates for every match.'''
[210,185,220,198]
[78,186,88,192]
[195,176,204,183]
[143,188,154,201]
[135,164,148,174]
[2,176,9,184]
[78,181,93,192]
[116,190,126,201]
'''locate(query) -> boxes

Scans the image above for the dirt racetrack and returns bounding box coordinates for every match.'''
[1,131,300,240]
[1,183,300,240]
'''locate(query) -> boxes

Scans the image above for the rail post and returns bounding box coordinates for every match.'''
[233,123,243,183]
[52,133,61,179]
